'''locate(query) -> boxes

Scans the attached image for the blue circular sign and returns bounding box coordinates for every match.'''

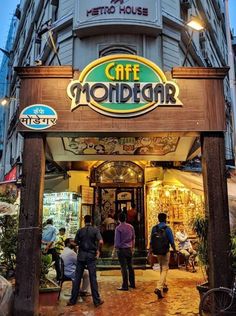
[19,104,58,130]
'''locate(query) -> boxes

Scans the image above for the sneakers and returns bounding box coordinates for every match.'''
[163,285,169,293]
[117,287,129,291]
[94,300,104,307]
[154,288,164,299]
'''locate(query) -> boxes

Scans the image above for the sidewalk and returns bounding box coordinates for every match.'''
[39,269,204,316]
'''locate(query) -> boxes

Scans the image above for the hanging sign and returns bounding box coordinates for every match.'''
[19,104,58,130]
[67,55,182,117]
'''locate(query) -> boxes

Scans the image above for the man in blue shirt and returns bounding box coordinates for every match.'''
[42,218,61,281]
[114,212,135,291]
[149,213,176,299]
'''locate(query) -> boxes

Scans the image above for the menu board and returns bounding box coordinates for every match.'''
[81,186,94,204]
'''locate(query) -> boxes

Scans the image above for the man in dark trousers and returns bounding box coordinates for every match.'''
[149,212,176,299]
[42,218,61,282]
[67,215,104,307]
[114,212,135,291]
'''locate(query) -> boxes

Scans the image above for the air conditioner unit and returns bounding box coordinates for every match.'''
[199,32,206,42]
[181,0,192,9]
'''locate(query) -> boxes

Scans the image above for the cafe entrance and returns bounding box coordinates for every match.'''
[14,62,232,314]
[91,161,145,253]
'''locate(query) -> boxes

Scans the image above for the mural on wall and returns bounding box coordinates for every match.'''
[62,136,179,156]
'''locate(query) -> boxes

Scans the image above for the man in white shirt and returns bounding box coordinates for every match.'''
[176,225,197,271]
[60,238,90,295]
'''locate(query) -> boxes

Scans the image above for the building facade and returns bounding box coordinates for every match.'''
[0,1,235,314]
[0,0,235,181]
[0,13,19,175]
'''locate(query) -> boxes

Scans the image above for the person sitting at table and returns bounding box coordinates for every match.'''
[176,224,197,272]
[60,238,90,295]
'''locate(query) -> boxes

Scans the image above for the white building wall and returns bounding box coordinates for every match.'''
[58,0,74,19]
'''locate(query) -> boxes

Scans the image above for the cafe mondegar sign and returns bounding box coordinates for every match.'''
[67,55,183,117]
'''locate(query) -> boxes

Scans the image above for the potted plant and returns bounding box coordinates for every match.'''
[192,214,209,297]
[39,253,60,306]
[0,193,18,279]
[231,230,236,273]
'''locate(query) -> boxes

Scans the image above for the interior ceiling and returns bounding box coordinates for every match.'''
[46,133,200,171]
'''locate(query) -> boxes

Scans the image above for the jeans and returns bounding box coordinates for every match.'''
[70,258,101,305]
[117,248,135,289]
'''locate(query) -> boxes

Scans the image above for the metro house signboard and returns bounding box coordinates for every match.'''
[87,0,148,16]
[74,0,162,37]
[67,55,182,117]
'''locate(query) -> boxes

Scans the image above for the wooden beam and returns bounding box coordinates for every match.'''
[15,66,73,78]
[14,134,45,316]
[201,132,232,288]
[172,67,229,79]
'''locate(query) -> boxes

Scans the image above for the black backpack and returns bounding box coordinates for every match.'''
[151,225,169,255]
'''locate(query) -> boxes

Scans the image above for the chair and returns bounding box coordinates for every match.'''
[177,251,196,272]
[57,257,73,300]
[177,251,188,270]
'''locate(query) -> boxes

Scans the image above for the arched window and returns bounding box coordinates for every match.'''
[99,45,136,57]
[91,161,144,184]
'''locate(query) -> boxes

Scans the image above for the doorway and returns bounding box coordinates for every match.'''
[91,161,145,255]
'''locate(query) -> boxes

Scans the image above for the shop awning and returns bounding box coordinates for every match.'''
[165,169,236,231]
[165,169,204,195]
[44,174,69,193]
[165,169,236,199]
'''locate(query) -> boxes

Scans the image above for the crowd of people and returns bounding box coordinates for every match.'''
[41,208,197,307]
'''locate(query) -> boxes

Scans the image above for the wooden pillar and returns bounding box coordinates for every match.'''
[201,132,232,288]
[14,134,45,316]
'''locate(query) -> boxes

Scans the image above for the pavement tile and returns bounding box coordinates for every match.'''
[39,269,203,316]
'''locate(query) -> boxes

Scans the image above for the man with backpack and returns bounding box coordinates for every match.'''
[149,212,176,299]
